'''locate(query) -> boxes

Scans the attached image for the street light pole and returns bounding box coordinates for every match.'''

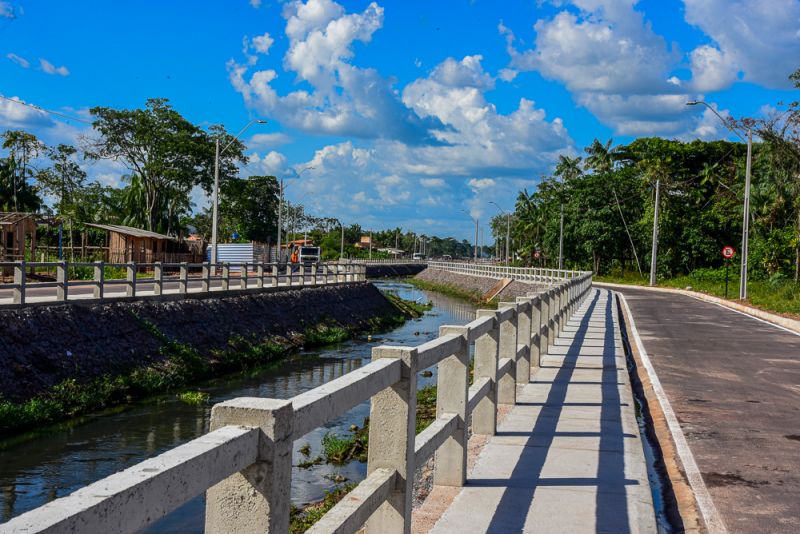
[340,222,345,259]
[558,204,564,270]
[649,179,661,286]
[276,166,313,263]
[489,201,511,265]
[741,129,752,300]
[686,100,752,300]
[211,119,267,265]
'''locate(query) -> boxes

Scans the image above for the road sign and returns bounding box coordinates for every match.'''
[722,246,735,259]
[534,250,541,259]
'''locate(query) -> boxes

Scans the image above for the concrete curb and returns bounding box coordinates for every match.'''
[594,281,800,335]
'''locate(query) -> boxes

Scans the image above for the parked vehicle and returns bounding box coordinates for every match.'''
[412,253,426,260]
[298,246,321,264]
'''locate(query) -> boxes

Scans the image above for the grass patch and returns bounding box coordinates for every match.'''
[407,278,497,309]
[178,391,210,405]
[384,291,432,318]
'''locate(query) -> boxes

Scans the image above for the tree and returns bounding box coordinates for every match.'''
[583,138,618,175]
[2,130,44,212]
[220,175,280,243]
[0,156,41,212]
[84,98,245,233]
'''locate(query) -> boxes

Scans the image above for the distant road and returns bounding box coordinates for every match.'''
[617,286,800,533]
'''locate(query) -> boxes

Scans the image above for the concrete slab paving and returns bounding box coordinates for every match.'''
[428,288,657,534]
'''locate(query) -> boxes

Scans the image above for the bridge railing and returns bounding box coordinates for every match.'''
[427,261,585,282]
[348,258,427,265]
[2,271,593,534]
[0,260,367,307]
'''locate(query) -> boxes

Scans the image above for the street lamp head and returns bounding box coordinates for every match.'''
[685,101,701,106]
[255,119,268,124]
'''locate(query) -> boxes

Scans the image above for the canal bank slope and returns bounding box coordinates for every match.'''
[413,267,549,304]
[0,283,408,429]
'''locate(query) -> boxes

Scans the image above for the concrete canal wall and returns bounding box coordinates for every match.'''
[0,282,400,403]
[365,263,426,278]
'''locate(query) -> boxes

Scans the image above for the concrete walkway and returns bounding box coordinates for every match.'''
[430,288,656,533]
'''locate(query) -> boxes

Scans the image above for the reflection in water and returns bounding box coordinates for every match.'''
[0,281,475,531]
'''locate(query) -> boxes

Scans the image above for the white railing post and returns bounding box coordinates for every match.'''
[299,264,305,286]
[56,261,68,302]
[126,263,137,297]
[435,325,469,487]
[202,262,211,292]
[497,303,517,405]
[153,262,163,296]
[515,297,533,384]
[221,263,230,291]
[474,310,499,435]
[530,295,542,370]
[366,346,418,534]
[540,291,550,356]
[311,263,317,285]
[271,264,278,287]
[205,398,294,534]
[13,261,25,305]
[547,289,557,348]
[179,262,188,294]
[241,263,249,290]
[93,261,105,299]
[256,263,264,288]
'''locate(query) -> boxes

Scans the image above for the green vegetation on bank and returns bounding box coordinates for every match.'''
[0,293,423,437]
[407,278,498,309]
[595,268,800,317]
[290,483,358,534]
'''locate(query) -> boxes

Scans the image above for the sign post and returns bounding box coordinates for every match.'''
[722,246,735,298]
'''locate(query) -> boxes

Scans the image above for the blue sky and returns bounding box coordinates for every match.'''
[2,0,799,239]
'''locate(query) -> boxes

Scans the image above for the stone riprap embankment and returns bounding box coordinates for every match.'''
[365,263,426,278]
[414,267,549,301]
[0,282,398,403]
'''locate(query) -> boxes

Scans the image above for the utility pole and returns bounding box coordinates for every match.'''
[474,219,479,262]
[649,179,661,286]
[369,230,372,259]
[276,178,283,262]
[558,204,564,270]
[211,138,220,265]
[340,222,345,259]
[740,129,752,300]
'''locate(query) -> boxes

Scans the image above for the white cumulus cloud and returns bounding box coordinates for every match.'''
[6,53,28,68]
[40,58,69,76]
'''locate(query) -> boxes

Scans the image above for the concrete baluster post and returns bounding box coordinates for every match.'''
[56,261,68,302]
[256,263,264,288]
[299,264,305,286]
[548,289,557,347]
[179,262,188,294]
[221,263,230,291]
[205,398,294,534]
[93,261,105,299]
[202,262,210,292]
[474,310,499,435]
[366,346,418,534]
[126,263,137,297]
[540,291,550,356]
[239,263,248,290]
[497,303,518,405]
[271,264,278,287]
[153,262,163,296]
[13,261,25,305]
[435,326,469,487]
[515,297,533,384]
[529,295,542,370]
[311,263,317,285]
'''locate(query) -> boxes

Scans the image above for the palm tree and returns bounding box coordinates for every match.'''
[584,138,617,174]
[554,155,583,182]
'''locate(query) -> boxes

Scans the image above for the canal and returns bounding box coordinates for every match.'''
[0,281,476,530]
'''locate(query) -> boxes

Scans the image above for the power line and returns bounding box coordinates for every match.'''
[0,94,93,125]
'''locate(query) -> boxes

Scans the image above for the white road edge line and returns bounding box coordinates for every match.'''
[616,291,728,534]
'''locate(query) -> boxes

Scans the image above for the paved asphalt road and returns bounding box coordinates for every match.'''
[618,286,800,533]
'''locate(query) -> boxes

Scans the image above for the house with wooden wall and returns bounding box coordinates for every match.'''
[85,223,203,263]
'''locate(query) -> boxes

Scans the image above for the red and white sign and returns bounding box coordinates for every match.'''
[722,246,735,259]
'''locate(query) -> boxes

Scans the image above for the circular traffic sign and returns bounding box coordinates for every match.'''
[722,246,735,259]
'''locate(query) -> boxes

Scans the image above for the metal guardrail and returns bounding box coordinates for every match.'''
[0,260,366,306]
[1,268,593,534]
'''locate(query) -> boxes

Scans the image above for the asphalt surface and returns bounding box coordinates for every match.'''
[617,287,800,533]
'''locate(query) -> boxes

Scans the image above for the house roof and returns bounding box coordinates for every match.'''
[85,223,177,241]
[0,212,37,225]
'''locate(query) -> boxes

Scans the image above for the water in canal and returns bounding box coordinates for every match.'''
[0,281,476,530]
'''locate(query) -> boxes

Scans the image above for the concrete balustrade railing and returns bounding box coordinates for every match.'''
[0,260,367,307]
[427,260,584,282]
[1,271,593,534]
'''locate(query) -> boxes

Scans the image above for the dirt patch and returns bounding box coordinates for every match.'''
[703,472,769,488]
